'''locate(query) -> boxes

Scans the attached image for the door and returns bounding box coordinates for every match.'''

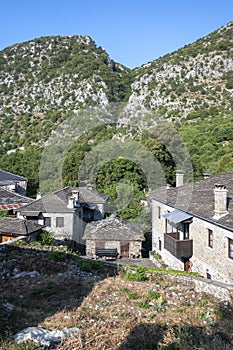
[120,242,129,257]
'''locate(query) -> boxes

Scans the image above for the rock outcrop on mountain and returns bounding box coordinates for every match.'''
[0,22,233,150]
[128,22,233,121]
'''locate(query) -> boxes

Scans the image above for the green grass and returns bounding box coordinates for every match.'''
[124,264,200,277]
[128,293,140,300]
[138,301,150,309]
[148,291,161,300]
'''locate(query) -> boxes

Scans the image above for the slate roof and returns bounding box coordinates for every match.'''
[0,169,27,182]
[83,215,145,241]
[17,187,108,215]
[55,186,108,204]
[0,217,44,235]
[151,171,233,231]
[0,188,34,210]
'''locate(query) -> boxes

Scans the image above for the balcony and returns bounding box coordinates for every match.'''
[164,232,193,258]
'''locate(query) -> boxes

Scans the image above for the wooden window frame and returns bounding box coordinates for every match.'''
[56,217,64,228]
[44,217,51,227]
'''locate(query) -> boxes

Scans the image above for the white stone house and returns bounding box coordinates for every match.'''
[16,186,108,248]
[151,170,233,284]
[0,169,27,195]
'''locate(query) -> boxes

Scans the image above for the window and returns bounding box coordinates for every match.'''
[158,239,162,251]
[157,206,161,219]
[183,223,190,240]
[44,217,51,227]
[208,229,213,248]
[165,211,170,233]
[228,238,233,259]
[56,217,64,227]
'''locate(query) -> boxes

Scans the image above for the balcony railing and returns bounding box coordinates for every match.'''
[164,232,193,258]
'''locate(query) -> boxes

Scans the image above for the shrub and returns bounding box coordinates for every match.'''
[0,210,8,218]
[37,230,54,246]
[46,251,68,262]
[124,266,148,282]
[76,257,102,272]
[150,251,162,260]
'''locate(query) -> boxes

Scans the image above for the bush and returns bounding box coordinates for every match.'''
[124,266,148,282]
[37,230,54,246]
[76,257,102,272]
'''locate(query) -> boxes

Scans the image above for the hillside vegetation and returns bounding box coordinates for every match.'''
[0,22,233,210]
[1,242,233,349]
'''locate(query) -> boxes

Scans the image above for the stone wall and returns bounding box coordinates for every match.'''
[168,274,233,304]
[85,240,142,258]
[39,212,75,240]
[152,199,233,284]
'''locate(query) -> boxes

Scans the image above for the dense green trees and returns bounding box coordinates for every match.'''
[178,113,233,175]
[0,147,42,197]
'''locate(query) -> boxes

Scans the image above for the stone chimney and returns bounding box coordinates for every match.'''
[36,192,42,200]
[67,196,74,209]
[213,184,228,219]
[71,190,79,201]
[176,170,184,187]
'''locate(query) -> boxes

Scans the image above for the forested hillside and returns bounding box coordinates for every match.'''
[0,22,233,218]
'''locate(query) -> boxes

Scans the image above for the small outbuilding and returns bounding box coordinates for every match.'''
[83,214,145,258]
[0,217,44,243]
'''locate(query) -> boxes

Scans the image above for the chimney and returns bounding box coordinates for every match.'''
[176,170,184,187]
[87,184,93,191]
[71,190,79,201]
[36,192,42,200]
[203,173,210,180]
[213,184,228,219]
[67,196,74,209]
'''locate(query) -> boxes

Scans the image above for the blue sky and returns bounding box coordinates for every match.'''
[1,0,232,68]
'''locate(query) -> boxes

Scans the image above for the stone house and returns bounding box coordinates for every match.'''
[0,169,27,195]
[83,214,145,258]
[16,186,108,247]
[0,187,33,216]
[0,217,44,243]
[151,170,233,284]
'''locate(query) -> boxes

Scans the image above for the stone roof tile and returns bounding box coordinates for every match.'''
[151,171,233,230]
[0,217,44,235]
[83,215,144,241]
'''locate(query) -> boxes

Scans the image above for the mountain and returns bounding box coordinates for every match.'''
[0,22,233,198]
[129,21,233,121]
[0,35,132,149]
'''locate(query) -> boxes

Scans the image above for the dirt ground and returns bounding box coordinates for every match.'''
[1,243,233,349]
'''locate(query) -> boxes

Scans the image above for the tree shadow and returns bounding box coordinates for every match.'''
[117,322,233,350]
[0,243,117,339]
[117,323,164,350]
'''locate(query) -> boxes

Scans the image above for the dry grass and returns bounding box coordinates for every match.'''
[1,244,233,349]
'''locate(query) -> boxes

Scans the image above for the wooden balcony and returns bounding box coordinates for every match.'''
[164,232,193,258]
